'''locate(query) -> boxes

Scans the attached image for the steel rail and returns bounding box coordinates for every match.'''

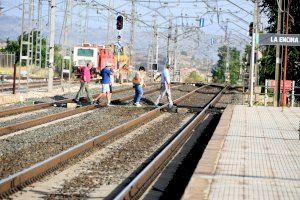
[0,83,158,118]
[113,86,228,200]
[0,85,208,196]
[0,86,161,137]
[0,80,62,91]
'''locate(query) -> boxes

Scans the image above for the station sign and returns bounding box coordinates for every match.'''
[258,33,300,46]
[267,79,292,91]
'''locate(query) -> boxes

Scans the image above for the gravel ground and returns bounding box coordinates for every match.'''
[0,85,159,128]
[176,86,221,107]
[0,84,201,180]
[0,107,67,127]
[0,107,152,179]
[45,112,193,199]
[214,88,244,108]
[144,85,199,105]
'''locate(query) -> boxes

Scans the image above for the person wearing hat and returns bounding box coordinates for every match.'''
[155,64,173,108]
[94,64,113,106]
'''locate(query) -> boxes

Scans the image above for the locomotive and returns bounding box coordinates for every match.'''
[73,43,116,78]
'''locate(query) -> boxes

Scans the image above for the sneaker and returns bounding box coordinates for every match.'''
[107,103,112,107]
[134,103,142,107]
[88,101,95,105]
[94,101,100,105]
[168,103,174,109]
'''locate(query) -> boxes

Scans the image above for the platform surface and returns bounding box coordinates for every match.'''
[182,105,300,200]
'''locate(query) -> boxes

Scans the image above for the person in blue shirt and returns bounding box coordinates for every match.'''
[94,65,113,106]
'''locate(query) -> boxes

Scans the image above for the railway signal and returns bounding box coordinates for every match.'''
[249,22,253,37]
[116,15,123,30]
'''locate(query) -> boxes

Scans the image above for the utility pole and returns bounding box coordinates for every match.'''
[47,0,56,92]
[19,0,34,92]
[173,25,178,82]
[60,0,72,86]
[61,0,72,51]
[225,19,230,83]
[282,0,292,107]
[274,0,282,107]
[250,0,258,107]
[154,15,159,67]
[84,3,89,43]
[128,0,136,67]
[254,0,260,85]
[148,15,156,71]
[35,0,42,70]
[166,16,172,65]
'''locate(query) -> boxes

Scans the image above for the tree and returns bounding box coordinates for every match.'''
[1,32,62,70]
[260,0,300,86]
[212,45,241,84]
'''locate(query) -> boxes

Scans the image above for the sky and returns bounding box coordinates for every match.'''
[0,0,269,62]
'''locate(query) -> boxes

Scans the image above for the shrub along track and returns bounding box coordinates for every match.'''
[0,85,224,198]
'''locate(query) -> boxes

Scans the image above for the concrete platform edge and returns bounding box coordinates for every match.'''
[181,105,234,200]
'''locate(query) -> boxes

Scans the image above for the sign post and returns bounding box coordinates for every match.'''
[199,18,205,28]
[258,33,300,107]
[249,32,256,107]
[258,33,300,46]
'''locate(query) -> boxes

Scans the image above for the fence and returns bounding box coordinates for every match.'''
[0,53,15,68]
[241,82,299,107]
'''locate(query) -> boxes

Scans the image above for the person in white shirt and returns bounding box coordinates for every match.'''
[155,64,173,108]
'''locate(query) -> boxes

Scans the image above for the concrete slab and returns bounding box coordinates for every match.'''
[181,105,300,200]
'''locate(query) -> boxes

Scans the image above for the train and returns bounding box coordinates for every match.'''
[72,43,129,81]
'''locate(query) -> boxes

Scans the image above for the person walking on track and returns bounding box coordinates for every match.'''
[74,62,94,105]
[133,66,146,107]
[94,64,113,106]
[155,64,173,108]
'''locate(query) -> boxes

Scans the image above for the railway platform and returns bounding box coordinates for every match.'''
[182,105,300,200]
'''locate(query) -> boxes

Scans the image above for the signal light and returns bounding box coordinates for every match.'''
[249,22,253,37]
[116,15,123,30]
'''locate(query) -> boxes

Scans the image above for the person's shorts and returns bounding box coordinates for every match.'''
[102,84,110,93]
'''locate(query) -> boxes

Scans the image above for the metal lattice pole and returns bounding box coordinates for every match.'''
[166,16,172,65]
[47,0,56,92]
[128,0,136,67]
[35,0,42,71]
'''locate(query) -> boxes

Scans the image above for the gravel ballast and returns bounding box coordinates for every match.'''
[0,85,198,180]
[2,84,244,198]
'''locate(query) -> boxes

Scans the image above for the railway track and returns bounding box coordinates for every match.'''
[0,80,62,91]
[0,84,161,136]
[111,86,227,200]
[0,84,215,198]
[0,83,157,118]
[0,84,199,181]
